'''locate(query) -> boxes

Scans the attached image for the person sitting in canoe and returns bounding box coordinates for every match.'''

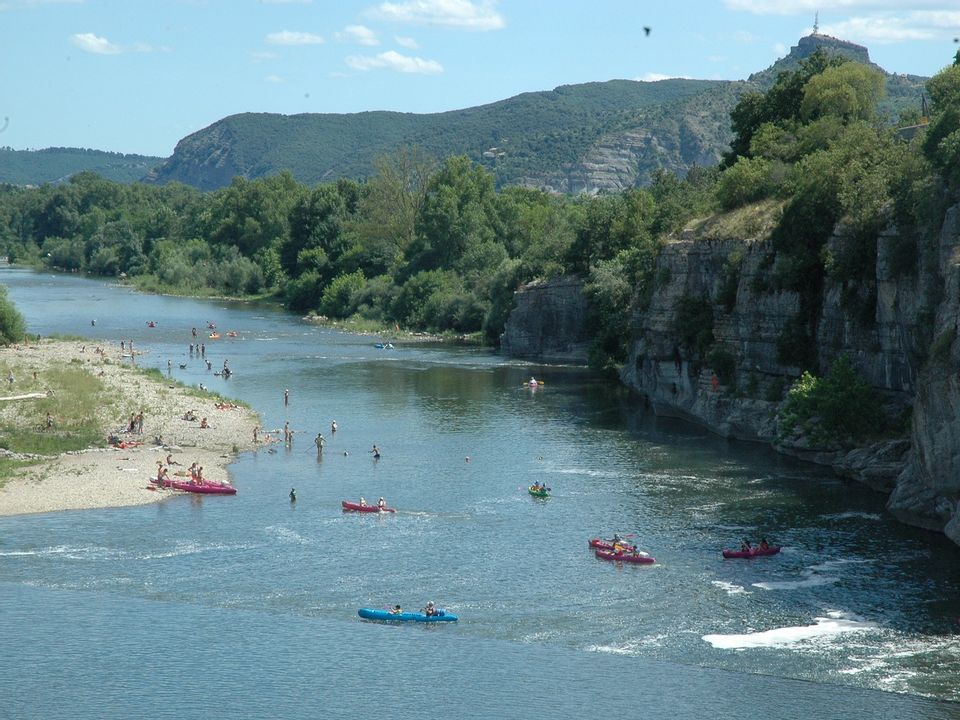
[157,465,170,484]
[758,538,770,550]
[390,604,402,615]
[377,497,386,510]
[423,601,437,617]
[359,496,367,507]
[741,540,752,552]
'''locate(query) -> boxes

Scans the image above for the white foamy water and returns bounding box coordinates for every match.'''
[820,511,882,521]
[703,611,877,649]
[712,580,752,595]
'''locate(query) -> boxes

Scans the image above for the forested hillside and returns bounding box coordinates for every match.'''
[146,34,927,193]
[145,78,734,191]
[0,147,163,186]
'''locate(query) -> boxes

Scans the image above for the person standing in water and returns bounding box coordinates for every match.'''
[315,432,325,455]
[371,445,381,460]
[330,420,338,434]
[284,388,289,406]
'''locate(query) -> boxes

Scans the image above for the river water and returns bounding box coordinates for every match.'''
[1,267,959,720]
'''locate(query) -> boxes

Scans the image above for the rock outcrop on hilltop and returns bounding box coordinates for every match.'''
[501,202,960,546]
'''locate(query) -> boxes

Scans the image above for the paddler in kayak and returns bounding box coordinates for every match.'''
[758,538,770,550]
[390,604,402,615]
[359,496,367,507]
[423,601,437,617]
[377,497,386,510]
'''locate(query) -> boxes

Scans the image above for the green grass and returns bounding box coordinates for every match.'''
[0,457,41,489]
[0,362,111,455]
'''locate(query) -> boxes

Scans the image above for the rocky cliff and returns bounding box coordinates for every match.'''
[500,278,592,364]
[501,202,960,545]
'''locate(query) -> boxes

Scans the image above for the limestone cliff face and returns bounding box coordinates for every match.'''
[888,206,960,542]
[500,203,960,542]
[499,278,591,363]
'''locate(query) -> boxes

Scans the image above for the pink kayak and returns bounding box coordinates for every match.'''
[588,538,637,551]
[341,500,395,513]
[595,548,655,564]
[151,477,237,495]
[722,546,781,559]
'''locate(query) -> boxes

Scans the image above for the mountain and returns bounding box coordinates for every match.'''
[0,147,163,186]
[146,33,928,194]
[146,77,742,192]
[4,34,928,193]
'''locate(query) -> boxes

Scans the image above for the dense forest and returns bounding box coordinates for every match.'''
[0,147,163,186]
[1,51,957,374]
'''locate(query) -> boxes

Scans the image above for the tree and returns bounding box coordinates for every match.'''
[0,285,25,344]
[800,63,885,124]
[406,156,500,275]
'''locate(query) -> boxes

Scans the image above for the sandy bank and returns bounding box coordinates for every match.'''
[0,340,260,516]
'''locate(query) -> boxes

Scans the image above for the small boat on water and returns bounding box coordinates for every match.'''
[374,342,394,349]
[358,608,457,623]
[594,548,655,564]
[528,485,550,498]
[588,538,637,552]
[226,331,238,337]
[209,332,220,340]
[151,477,237,495]
[341,500,395,513]
[722,546,781,559]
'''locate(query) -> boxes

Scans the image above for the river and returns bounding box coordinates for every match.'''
[1,267,959,720]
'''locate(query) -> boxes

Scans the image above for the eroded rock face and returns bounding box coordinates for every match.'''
[499,202,960,545]
[888,206,960,540]
[499,278,591,363]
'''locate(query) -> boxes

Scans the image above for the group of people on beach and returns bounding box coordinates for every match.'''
[155,459,211,487]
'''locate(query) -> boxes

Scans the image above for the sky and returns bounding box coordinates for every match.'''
[1,0,958,157]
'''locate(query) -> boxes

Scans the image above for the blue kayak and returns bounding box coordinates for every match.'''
[358,607,458,623]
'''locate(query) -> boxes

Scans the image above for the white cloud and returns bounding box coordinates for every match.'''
[369,0,504,30]
[635,72,692,82]
[265,74,285,83]
[773,42,787,55]
[338,24,379,45]
[816,11,960,44]
[723,1,931,14]
[345,49,443,73]
[820,16,933,43]
[266,30,325,45]
[251,50,279,62]
[395,35,418,48]
[71,32,122,54]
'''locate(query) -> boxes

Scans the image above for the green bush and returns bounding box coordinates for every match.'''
[706,345,737,386]
[320,271,366,318]
[0,286,26,344]
[716,156,772,210]
[777,356,884,446]
[673,295,714,358]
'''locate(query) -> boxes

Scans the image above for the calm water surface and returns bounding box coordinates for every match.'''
[2,268,959,719]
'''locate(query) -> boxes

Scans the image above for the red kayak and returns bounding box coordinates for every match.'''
[588,538,636,552]
[341,500,395,513]
[594,548,655,564]
[151,477,237,495]
[722,546,781,559]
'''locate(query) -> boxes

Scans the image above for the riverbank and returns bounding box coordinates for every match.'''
[0,339,260,516]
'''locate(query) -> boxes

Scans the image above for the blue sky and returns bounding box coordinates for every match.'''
[2,0,957,157]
